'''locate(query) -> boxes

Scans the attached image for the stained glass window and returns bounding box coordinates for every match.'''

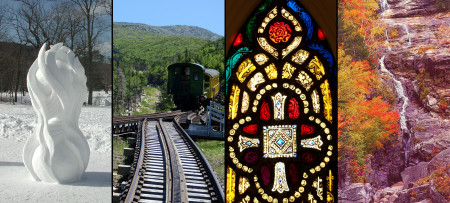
[226,0,337,202]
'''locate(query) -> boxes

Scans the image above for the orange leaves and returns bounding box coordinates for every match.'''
[338,46,400,183]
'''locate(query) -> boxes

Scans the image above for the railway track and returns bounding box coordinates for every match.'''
[114,112,224,203]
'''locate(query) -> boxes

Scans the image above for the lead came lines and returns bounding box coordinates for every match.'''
[139,121,166,202]
[164,122,214,203]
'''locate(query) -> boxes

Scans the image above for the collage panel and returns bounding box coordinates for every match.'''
[0,0,447,202]
[112,0,226,202]
[338,0,449,202]
[0,0,112,202]
[225,0,337,202]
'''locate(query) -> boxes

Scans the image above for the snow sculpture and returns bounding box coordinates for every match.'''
[24,43,90,183]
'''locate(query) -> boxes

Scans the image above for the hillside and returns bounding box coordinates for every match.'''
[114,22,222,41]
[113,22,224,115]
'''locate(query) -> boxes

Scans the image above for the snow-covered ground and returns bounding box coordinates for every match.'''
[0,91,111,106]
[0,103,111,202]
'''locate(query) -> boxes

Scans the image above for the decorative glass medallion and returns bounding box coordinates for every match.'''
[226,0,336,202]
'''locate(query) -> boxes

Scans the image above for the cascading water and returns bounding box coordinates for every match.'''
[379,0,390,14]
[379,1,411,167]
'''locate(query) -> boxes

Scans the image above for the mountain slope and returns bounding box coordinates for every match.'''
[114,22,222,41]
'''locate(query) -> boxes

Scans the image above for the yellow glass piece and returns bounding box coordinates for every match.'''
[239,176,250,194]
[258,7,277,33]
[228,84,240,120]
[312,176,324,200]
[227,166,236,203]
[242,91,249,113]
[255,53,269,65]
[321,80,332,123]
[263,125,297,158]
[271,92,287,121]
[281,36,302,58]
[247,72,265,91]
[295,71,313,91]
[308,193,317,203]
[311,89,320,113]
[240,195,251,203]
[326,170,334,192]
[327,192,334,203]
[236,58,256,83]
[264,63,277,80]
[291,49,309,65]
[282,62,296,79]
[238,135,260,152]
[281,8,301,32]
[308,56,325,80]
[272,162,289,193]
[258,37,278,59]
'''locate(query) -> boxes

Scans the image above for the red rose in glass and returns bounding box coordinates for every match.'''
[269,22,291,43]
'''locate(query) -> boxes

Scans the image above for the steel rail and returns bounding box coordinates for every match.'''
[173,115,225,202]
[123,119,146,203]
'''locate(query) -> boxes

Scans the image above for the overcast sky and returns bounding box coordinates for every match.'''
[113,0,224,36]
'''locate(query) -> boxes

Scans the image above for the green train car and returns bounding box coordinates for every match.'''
[167,63,220,109]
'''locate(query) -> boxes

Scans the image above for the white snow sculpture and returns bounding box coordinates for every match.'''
[24,43,90,183]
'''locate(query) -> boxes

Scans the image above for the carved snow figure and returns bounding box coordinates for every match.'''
[24,43,90,183]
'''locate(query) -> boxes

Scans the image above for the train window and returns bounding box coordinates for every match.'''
[194,72,199,81]
[225,0,337,202]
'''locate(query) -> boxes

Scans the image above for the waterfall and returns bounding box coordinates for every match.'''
[399,23,412,46]
[379,0,412,166]
[385,30,392,51]
[379,0,390,13]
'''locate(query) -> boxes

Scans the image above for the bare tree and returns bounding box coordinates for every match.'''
[70,0,110,105]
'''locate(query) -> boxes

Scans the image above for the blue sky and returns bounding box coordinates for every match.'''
[113,0,224,36]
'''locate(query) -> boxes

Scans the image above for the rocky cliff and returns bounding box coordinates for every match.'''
[340,0,449,202]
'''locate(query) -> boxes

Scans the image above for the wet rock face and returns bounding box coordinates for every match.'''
[385,0,438,18]
[361,0,450,202]
[339,183,373,203]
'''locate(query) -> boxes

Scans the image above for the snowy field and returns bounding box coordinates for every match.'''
[0,103,111,202]
[0,91,111,106]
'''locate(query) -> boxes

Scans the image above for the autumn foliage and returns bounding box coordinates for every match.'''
[338,0,400,183]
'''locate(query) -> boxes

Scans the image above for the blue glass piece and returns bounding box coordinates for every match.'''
[310,141,315,145]
[279,178,282,183]
[286,0,313,40]
[263,126,267,130]
[264,154,268,158]
[292,125,297,128]
[247,141,252,146]
[277,138,284,146]
[294,153,297,157]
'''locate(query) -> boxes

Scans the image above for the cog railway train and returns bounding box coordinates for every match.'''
[167,63,220,109]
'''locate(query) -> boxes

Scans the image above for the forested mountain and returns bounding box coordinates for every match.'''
[113,22,224,115]
[114,22,222,41]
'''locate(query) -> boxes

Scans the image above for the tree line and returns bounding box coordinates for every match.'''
[0,0,111,105]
